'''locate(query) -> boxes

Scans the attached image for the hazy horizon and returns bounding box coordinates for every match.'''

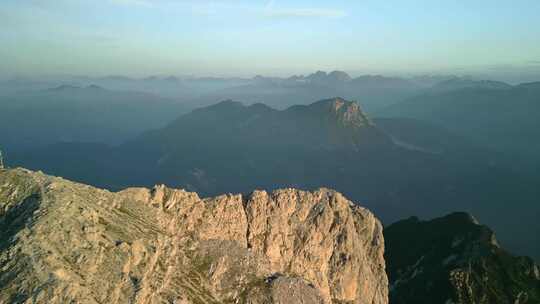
[3,0,540,82]
[3,67,540,86]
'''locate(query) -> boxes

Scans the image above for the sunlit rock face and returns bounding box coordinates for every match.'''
[0,168,388,304]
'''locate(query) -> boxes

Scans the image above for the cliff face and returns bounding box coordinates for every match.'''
[0,168,388,304]
[385,213,540,304]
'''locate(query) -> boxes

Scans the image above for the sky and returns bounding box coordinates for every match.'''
[2,0,540,78]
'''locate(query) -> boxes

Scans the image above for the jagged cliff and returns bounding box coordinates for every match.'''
[0,168,388,304]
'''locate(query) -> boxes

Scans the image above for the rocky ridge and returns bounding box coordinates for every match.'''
[384,212,540,304]
[0,168,388,304]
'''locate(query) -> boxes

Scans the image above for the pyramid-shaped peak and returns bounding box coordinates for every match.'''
[309,98,372,127]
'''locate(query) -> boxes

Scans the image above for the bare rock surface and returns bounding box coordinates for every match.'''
[0,168,388,304]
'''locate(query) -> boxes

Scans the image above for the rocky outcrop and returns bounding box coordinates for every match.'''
[327,98,373,128]
[0,168,388,304]
[385,213,540,304]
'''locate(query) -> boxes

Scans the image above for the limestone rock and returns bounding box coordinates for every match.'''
[0,168,388,304]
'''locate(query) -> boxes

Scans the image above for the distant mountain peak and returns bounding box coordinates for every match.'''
[328,70,352,82]
[47,84,106,92]
[164,75,180,82]
[348,75,419,90]
[517,81,540,89]
[86,84,105,90]
[310,97,373,127]
[212,99,244,108]
[194,99,258,116]
[306,70,352,84]
[100,75,133,81]
[310,70,327,77]
[205,100,277,113]
[433,78,512,91]
[442,211,480,225]
[248,102,274,112]
[48,84,80,91]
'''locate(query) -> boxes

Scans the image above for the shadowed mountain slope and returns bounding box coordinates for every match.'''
[385,213,540,304]
[0,85,186,150]
[379,83,540,164]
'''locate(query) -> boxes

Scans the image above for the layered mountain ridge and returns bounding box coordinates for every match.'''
[0,85,185,149]
[379,81,540,162]
[137,97,391,159]
[10,96,540,261]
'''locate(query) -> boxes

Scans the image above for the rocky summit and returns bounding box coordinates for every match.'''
[315,98,373,128]
[0,168,388,304]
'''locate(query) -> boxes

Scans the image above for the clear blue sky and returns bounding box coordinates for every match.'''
[2,0,540,77]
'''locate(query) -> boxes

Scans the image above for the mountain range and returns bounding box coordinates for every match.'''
[189,71,423,112]
[379,81,540,166]
[0,85,186,150]
[0,70,435,115]
[2,71,540,302]
[8,97,540,261]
